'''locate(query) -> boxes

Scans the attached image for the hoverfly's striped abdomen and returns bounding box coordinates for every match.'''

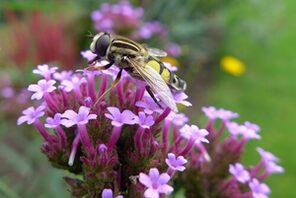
[146,60,186,91]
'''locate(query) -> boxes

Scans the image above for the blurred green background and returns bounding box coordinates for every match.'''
[0,0,295,197]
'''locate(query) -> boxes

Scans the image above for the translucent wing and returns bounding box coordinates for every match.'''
[147,47,167,58]
[127,59,178,112]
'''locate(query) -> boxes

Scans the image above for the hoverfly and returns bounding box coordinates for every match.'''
[87,32,186,112]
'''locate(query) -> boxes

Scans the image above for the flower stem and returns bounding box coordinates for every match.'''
[55,126,67,148]
[178,138,194,156]
[155,107,171,124]
[68,133,81,166]
[33,120,51,142]
[107,126,122,149]
[77,124,94,153]
[99,74,108,97]
[162,120,170,153]
[87,73,96,101]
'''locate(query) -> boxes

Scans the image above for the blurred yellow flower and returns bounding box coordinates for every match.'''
[220,56,245,76]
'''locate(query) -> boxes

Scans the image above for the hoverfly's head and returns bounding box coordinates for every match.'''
[90,32,111,58]
[172,75,187,91]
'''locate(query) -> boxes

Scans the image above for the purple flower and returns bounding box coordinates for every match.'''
[61,76,87,92]
[165,43,181,57]
[265,161,284,174]
[229,163,250,184]
[17,105,46,125]
[53,71,73,82]
[165,153,187,172]
[61,106,97,127]
[244,121,261,133]
[240,125,261,140]
[249,179,271,198]
[257,147,284,174]
[226,121,241,137]
[102,188,123,198]
[202,106,238,121]
[180,124,209,144]
[257,147,279,163]
[136,96,162,115]
[137,22,166,39]
[0,86,14,98]
[28,79,56,100]
[136,112,155,129]
[217,108,239,121]
[165,112,188,126]
[173,92,191,107]
[139,168,173,198]
[91,1,143,32]
[226,122,261,140]
[45,113,62,128]
[81,50,97,61]
[33,64,58,80]
[105,107,137,127]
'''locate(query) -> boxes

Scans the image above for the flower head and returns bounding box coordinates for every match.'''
[226,121,261,140]
[136,96,162,115]
[180,124,209,144]
[91,1,143,32]
[136,112,155,129]
[257,147,284,174]
[33,64,58,79]
[257,147,279,163]
[61,76,87,92]
[165,43,181,57]
[220,56,245,77]
[105,107,137,127]
[229,163,250,184]
[81,50,97,61]
[17,105,46,125]
[61,106,97,127]
[102,188,123,198]
[1,86,14,98]
[137,21,166,39]
[139,168,173,198]
[53,71,73,82]
[28,79,56,100]
[202,106,238,121]
[165,153,187,172]
[173,92,192,107]
[45,113,62,128]
[244,121,261,133]
[265,161,284,174]
[249,179,271,198]
[165,112,188,126]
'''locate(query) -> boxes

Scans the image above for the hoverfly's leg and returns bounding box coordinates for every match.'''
[85,61,114,71]
[92,68,123,107]
[145,86,163,109]
[88,56,100,65]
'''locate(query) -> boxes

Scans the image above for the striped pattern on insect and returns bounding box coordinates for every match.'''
[87,32,186,112]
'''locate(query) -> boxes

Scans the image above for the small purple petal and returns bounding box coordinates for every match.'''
[17,105,46,125]
[229,163,250,184]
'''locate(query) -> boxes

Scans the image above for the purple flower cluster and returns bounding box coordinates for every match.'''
[177,106,284,198]
[18,64,283,197]
[90,0,181,57]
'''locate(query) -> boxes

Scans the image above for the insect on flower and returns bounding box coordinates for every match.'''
[87,32,187,112]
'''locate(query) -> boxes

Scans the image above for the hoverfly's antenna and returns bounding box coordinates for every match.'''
[85,31,94,39]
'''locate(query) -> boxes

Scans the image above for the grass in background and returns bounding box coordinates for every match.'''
[204,0,296,197]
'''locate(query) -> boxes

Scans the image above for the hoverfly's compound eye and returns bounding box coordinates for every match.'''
[95,33,110,57]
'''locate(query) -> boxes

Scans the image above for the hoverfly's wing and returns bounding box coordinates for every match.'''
[127,59,178,112]
[147,47,167,58]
